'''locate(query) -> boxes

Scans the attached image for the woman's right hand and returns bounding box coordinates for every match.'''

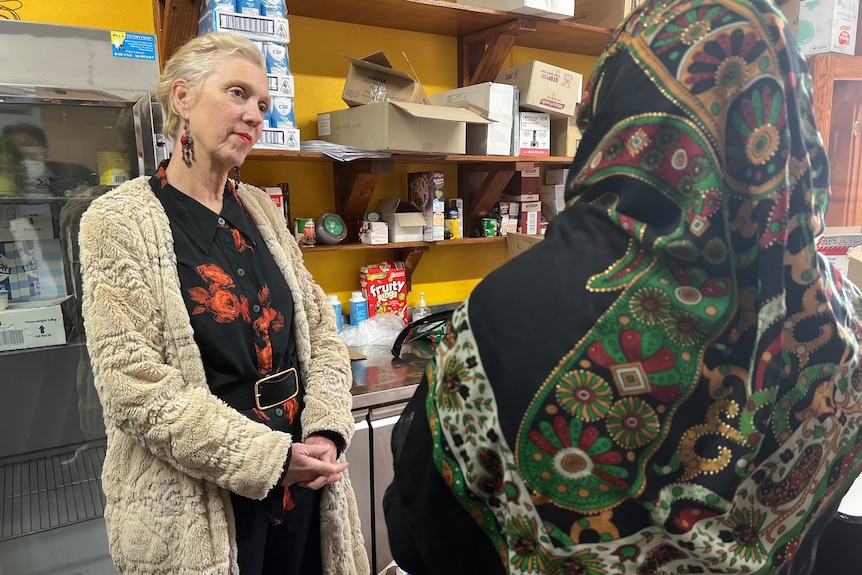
[280,442,349,490]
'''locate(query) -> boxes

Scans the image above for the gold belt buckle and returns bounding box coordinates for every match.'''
[254,367,299,411]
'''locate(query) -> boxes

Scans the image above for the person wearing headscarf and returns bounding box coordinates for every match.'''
[384,0,862,573]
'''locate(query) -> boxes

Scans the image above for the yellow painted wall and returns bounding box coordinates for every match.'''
[244,16,598,307]
[12,0,154,33]
[19,0,597,308]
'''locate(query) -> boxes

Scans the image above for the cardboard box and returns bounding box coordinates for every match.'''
[342,51,429,107]
[848,250,862,287]
[429,82,515,155]
[570,0,645,29]
[518,112,551,156]
[317,101,490,154]
[495,60,582,118]
[506,231,543,259]
[407,171,446,242]
[519,210,540,235]
[551,116,582,157]
[457,0,574,19]
[545,168,569,185]
[0,296,71,351]
[0,203,54,242]
[780,0,859,56]
[816,229,862,276]
[376,199,427,242]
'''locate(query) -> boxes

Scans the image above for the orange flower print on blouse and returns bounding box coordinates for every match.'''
[253,285,285,374]
[231,228,253,253]
[188,264,246,323]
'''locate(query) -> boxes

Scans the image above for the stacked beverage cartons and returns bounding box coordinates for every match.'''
[197,0,300,150]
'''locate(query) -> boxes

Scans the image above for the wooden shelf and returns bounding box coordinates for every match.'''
[300,236,506,289]
[300,236,504,252]
[247,150,575,164]
[155,0,612,81]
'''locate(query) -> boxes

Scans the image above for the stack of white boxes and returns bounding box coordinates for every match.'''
[541,168,568,222]
[198,0,299,150]
[494,60,583,157]
[779,0,859,57]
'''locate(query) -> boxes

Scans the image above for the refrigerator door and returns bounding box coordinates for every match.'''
[0,22,164,571]
[370,402,407,574]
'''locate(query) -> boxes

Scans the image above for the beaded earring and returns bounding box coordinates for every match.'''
[180,122,194,167]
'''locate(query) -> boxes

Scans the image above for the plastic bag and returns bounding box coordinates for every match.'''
[338,312,405,347]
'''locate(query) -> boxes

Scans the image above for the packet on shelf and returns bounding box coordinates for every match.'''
[359,261,408,322]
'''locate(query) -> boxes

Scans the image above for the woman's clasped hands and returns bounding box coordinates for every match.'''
[280,435,349,490]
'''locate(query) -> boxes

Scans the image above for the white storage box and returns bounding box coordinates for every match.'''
[429,82,515,155]
[0,296,71,351]
[457,0,574,20]
[780,0,859,56]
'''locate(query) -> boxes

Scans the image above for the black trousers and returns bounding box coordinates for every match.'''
[231,485,322,575]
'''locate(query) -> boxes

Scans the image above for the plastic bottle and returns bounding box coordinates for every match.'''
[327,294,343,332]
[413,292,431,322]
[349,291,368,326]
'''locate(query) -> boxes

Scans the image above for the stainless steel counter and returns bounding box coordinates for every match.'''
[349,341,433,410]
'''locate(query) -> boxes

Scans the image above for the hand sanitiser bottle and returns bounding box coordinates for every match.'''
[413,292,430,321]
[349,291,368,326]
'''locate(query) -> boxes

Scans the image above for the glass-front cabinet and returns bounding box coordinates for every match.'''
[0,20,163,574]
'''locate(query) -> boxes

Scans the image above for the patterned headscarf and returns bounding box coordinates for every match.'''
[424,0,862,572]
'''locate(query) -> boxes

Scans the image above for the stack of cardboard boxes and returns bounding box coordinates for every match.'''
[198,0,300,149]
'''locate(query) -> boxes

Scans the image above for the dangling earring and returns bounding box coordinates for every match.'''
[233,166,241,186]
[180,121,194,167]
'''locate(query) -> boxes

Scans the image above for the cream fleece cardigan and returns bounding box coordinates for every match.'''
[79,176,369,575]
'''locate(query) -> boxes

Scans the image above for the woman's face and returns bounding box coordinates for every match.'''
[184,55,269,173]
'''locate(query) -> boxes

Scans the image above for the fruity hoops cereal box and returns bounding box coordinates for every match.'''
[360,261,408,322]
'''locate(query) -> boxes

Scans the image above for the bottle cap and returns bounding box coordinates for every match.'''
[351,291,364,299]
[327,294,340,304]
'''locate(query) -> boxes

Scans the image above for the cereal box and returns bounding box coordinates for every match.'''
[359,261,408,322]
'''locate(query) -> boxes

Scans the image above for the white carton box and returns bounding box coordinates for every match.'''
[429,83,515,156]
[376,199,427,243]
[781,0,859,56]
[0,296,70,351]
[457,0,574,19]
[495,60,582,119]
[519,112,551,156]
[0,204,54,242]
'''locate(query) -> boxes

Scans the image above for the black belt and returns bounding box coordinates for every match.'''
[218,368,300,412]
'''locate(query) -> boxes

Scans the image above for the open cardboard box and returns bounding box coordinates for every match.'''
[342,51,430,107]
[317,101,491,154]
[506,231,543,259]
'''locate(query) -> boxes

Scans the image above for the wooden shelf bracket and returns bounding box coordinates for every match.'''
[334,159,395,241]
[393,245,430,292]
[459,160,538,234]
[459,18,537,87]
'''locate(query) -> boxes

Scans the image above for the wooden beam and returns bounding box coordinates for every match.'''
[158,0,202,66]
[459,19,536,87]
